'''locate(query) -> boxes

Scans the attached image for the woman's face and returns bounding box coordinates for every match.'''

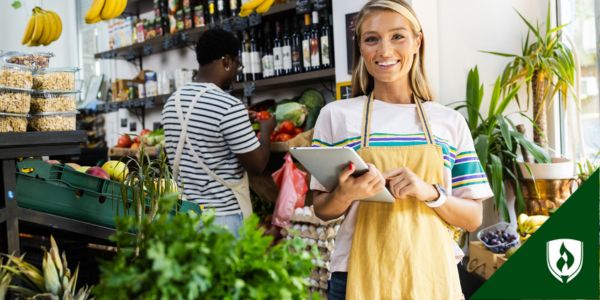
[359,10,422,84]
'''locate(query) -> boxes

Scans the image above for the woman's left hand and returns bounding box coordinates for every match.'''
[383,167,438,202]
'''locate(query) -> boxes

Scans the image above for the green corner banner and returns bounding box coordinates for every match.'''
[472,170,599,300]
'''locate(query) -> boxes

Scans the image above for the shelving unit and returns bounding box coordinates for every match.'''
[0,131,115,255]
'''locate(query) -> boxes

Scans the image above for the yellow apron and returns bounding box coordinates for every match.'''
[346,94,462,300]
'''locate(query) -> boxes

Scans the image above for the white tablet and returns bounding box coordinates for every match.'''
[289,147,395,203]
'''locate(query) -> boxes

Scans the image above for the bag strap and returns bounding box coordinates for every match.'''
[172,86,233,189]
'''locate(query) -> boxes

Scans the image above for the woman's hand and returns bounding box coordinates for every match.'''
[384,167,438,202]
[336,163,386,201]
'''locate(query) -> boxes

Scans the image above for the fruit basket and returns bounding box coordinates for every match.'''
[477,222,520,253]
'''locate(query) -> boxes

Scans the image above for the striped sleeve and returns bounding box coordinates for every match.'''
[450,117,494,200]
[220,101,260,154]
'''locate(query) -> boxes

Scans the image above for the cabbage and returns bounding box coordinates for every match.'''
[275,102,308,127]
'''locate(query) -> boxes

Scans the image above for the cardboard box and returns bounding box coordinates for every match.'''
[467,241,508,280]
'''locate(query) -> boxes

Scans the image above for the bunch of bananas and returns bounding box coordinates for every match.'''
[21,7,63,47]
[85,0,128,24]
[3,236,92,299]
[517,213,549,243]
[239,0,275,17]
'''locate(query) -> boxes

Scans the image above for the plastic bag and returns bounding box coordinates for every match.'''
[272,153,308,228]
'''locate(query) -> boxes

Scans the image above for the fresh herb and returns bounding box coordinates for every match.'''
[95,192,320,299]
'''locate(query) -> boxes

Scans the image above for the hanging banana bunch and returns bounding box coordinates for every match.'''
[21,7,63,47]
[239,0,275,17]
[85,0,128,24]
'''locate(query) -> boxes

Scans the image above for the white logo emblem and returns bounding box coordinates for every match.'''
[546,239,584,283]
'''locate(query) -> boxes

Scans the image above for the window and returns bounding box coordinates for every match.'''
[559,0,600,159]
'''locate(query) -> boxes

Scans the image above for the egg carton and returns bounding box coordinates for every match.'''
[291,206,344,226]
[282,223,340,241]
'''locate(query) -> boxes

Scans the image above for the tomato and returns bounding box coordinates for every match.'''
[117,134,133,148]
[256,111,272,120]
[140,129,152,136]
[278,120,295,134]
[293,127,304,135]
[276,133,292,142]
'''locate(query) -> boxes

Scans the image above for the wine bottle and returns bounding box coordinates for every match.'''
[230,0,238,17]
[291,18,303,74]
[262,23,275,78]
[242,30,252,81]
[320,12,332,69]
[302,14,312,72]
[310,10,321,70]
[273,21,284,77]
[250,28,262,80]
[207,0,217,27]
[281,19,293,75]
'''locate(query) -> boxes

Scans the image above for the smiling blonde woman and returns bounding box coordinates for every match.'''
[310,0,494,299]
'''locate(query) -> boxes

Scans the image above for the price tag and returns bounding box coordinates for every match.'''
[313,0,328,11]
[163,36,173,50]
[123,50,136,62]
[243,82,256,97]
[248,12,261,26]
[232,16,248,31]
[143,44,154,56]
[221,19,233,32]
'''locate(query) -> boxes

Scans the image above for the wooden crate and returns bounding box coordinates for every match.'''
[466,241,508,280]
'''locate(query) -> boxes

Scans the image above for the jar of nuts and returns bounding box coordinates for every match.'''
[31,91,78,113]
[28,111,77,132]
[0,62,33,89]
[0,112,28,132]
[33,67,79,91]
[0,87,32,114]
[2,51,54,69]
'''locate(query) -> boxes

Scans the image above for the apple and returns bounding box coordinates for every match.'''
[102,160,129,182]
[65,163,81,170]
[86,166,110,180]
[117,134,133,148]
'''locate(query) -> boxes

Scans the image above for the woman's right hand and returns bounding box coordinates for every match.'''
[336,163,386,201]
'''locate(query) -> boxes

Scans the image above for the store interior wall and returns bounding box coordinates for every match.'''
[0,1,79,69]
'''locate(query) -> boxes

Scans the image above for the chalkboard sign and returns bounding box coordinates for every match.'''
[232,16,248,31]
[248,12,262,26]
[296,0,311,14]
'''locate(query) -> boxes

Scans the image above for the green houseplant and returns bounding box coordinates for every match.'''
[455,67,550,220]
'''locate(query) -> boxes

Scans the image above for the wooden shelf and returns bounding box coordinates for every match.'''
[232,68,335,93]
[95,2,297,60]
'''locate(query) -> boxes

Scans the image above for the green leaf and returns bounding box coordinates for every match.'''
[474,134,489,168]
[512,131,551,163]
[489,154,509,221]
[11,1,21,9]
[496,115,513,152]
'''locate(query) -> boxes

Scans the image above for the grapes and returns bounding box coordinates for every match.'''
[479,227,518,253]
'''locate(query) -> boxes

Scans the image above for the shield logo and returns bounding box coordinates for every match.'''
[546,239,584,283]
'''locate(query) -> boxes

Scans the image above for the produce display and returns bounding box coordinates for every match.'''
[0,112,27,132]
[21,7,63,47]
[282,206,343,297]
[517,213,549,243]
[250,88,325,142]
[0,62,33,89]
[0,87,31,114]
[477,222,519,254]
[30,91,77,112]
[28,111,77,131]
[32,68,77,91]
[85,0,128,24]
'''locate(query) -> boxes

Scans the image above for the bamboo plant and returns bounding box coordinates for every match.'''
[455,67,550,220]
[484,2,577,149]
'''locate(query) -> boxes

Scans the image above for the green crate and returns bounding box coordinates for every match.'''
[15,159,201,228]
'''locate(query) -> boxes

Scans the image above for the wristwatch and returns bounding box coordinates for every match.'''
[425,184,447,208]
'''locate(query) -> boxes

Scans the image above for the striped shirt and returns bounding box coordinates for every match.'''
[161,82,259,215]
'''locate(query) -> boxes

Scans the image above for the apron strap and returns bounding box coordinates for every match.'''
[361,93,435,147]
[172,85,232,189]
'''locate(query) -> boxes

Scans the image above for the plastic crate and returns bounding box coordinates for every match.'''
[15,159,201,228]
[476,222,520,253]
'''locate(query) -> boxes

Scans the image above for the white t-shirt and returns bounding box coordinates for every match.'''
[310,95,494,272]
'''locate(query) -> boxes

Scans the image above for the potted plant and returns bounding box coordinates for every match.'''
[485,3,578,215]
[455,67,550,222]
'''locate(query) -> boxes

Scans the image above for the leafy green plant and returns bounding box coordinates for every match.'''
[0,257,13,299]
[1,236,92,300]
[454,67,550,220]
[577,151,600,183]
[484,2,576,149]
[94,192,319,300]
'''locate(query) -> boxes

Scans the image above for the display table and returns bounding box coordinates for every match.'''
[0,131,115,255]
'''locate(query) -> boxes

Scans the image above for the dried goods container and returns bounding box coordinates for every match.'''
[0,112,27,132]
[31,90,77,113]
[29,111,77,131]
[33,67,78,91]
[0,87,31,114]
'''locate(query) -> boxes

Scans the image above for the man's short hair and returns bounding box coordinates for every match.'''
[195,29,241,66]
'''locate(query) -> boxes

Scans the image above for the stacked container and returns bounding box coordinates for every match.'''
[30,67,79,131]
[0,53,34,132]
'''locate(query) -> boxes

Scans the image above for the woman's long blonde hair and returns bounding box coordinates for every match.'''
[350,0,432,101]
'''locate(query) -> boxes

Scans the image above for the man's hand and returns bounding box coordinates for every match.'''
[383,167,438,202]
